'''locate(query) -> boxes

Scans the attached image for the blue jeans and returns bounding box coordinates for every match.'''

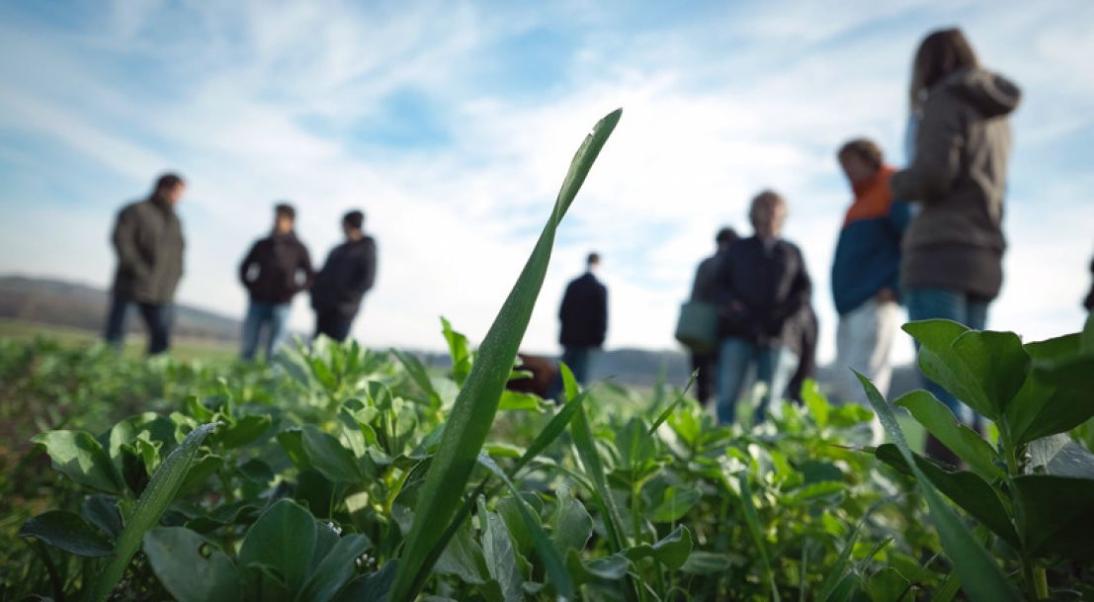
[904,287,990,426]
[103,294,173,355]
[561,346,594,385]
[241,302,292,361]
[716,337,797,426]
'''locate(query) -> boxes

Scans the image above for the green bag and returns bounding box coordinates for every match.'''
[674,301,719,354]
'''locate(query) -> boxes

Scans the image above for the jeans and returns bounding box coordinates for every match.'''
[315,309,354,343]
[833,299,901,405]
[716,337,797,426]
[561,346,594,385]
[905,287,990,425]
[103,294,173,355]
[241,302,292,361]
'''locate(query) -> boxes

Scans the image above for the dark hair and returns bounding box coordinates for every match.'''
[749,189,786,226]
[274,203,295,220]
[343,210,365,230]
[910,28,979,109]
[837,138,884,169]
[153,172,184,194]
[586,252,601,266]
[715,227,738,246]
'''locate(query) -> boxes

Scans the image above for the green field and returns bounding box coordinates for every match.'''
[0,317,237,362]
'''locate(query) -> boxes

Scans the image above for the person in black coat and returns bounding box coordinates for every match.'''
[310,210,377,343]
[688,227,738,405]
[784,304,818,404]
[715,190,812,425]
[559,252,608,384]
[238,203,314,360]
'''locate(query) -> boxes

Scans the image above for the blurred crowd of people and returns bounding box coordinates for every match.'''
[101,28,1091,463]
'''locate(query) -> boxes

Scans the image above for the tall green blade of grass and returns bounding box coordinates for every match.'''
[391,108,622,602]
[87,422,219,602]
[855,372,1020,601]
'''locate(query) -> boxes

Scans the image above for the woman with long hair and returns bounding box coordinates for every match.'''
[891,28,1021,461]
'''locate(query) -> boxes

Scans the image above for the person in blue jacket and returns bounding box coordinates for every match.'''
[830,139,910,406]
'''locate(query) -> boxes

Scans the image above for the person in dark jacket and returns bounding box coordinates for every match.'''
[559,253,608,384]
[891,28,1020,445]
[310,210,377,343]
[1084,256,1094,313]
[238,203,314,360]
[103,172,186,355]
[688,227,738,404]
[831,139,909,405]
[715,191,811,425]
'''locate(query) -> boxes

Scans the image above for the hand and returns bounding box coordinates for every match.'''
[876,288,897,303]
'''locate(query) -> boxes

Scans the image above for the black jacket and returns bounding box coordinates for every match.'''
[110,196,185,304]
[690,249,730,303]
[716,236,812,346]
[310,236,377,317]
[559,272,608,347]
[239,232,314,304]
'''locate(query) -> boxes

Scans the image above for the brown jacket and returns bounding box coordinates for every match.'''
[110,196,185,304]
[891,68,1020,299]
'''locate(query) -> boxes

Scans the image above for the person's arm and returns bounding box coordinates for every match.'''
[112,207,150,279]
[343,239,377,300]
[297,244,315,292]
[594,285,608,346]
[890,93,965,203]
[239,242,258,287]
[771,247,812,327]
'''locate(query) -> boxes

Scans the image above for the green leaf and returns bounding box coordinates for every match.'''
[1081,313,1094,354]
[1026,434,1094,479]
[238,499,317,595]
[88,422,220,602]
[391,108,621,602]
[332,562,398,602]
[1006,353,1094,444]
[650,485,701,522]
[33,430,124,494]
[393,349,443,407]
[478,496,524,602]
[875,444,1019,547]
[866,567,910,602]
[855,372,1020,601]
[566,549,630,583]
[902,321,1029,419]
[894,390,1003,480]
[623,524,693,569]
[81,494,123,539]
[498,390,544,412]
[738,472,780,601]
[435,520,488,585]
[552,487,593,553]
[19,510,113,557]
[143,526,240,602]
[680,551,733,575]
[298,534,372,602]
[301,425,362,482]
[441,317,473,386]
[802,379,830,428]
[1012,474,1094,561]
[215,414,272,449]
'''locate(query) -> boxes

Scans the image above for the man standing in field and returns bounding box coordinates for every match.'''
[310,210,377,343]
[103,172,186,355]
[238,203,314,360]
[830,138,908,407]
[558,252,608,384]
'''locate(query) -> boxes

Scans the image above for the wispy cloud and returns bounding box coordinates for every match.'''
[1,0,1091,362]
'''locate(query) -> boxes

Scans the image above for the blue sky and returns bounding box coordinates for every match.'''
[1,0,1092,362]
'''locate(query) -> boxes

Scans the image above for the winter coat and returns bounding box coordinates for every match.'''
[716,235,812,347]
[891,68,1021,299]
[110,196,185,304]
[310,237,377,318]
[559,273,608,348]
[239,232,314,304]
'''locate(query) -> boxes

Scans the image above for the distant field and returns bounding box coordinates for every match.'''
[0,317,237,362]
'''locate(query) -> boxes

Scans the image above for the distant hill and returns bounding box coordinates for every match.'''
[0,273,919,395]
[0,274,239,341]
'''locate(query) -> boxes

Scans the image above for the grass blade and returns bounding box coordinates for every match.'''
[88,422,219,602]
[854,371,1020,601]
[391,109,622,602]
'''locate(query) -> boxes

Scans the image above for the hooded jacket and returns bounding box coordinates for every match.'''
[891,68,1021,299]
[110,196,185,304]
[239,232,314,304]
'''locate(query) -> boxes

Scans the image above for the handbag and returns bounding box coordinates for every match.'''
[674,300,719,353]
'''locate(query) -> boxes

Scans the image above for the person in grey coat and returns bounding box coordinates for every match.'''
[103,173,186,355]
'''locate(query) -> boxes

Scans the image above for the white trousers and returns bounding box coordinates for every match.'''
[832,298,901,405]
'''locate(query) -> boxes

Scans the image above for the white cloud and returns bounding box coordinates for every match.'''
[1,0,1092,365]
